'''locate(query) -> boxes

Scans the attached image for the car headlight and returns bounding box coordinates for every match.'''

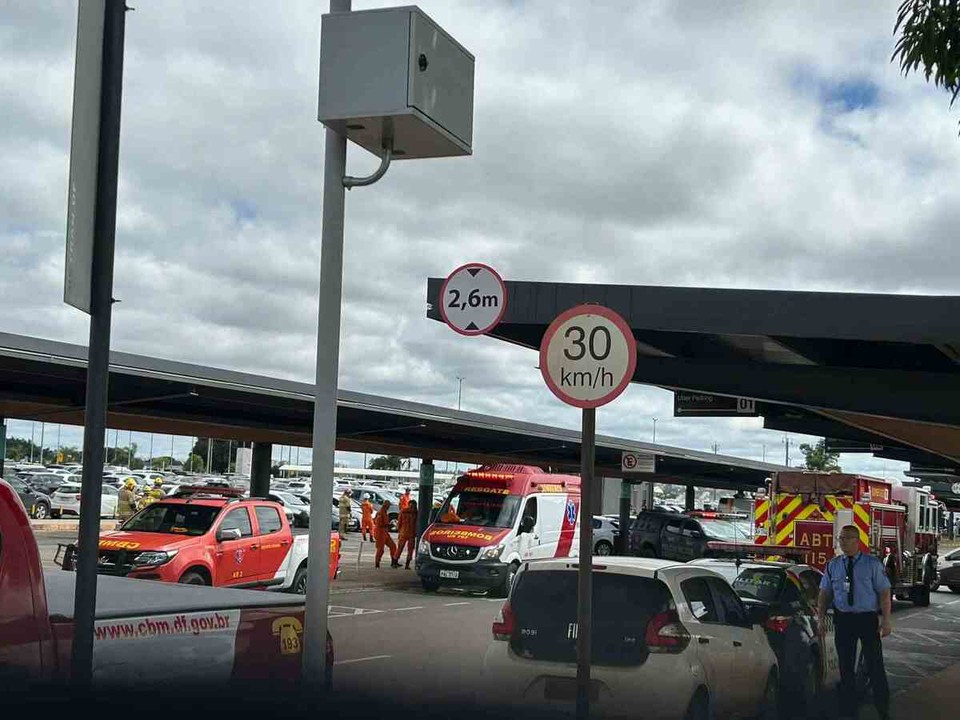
[133,550,178,567]
[480,544,505,560]
[418,538,431,555]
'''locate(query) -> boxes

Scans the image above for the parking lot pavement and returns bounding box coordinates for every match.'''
[883,591,960,696]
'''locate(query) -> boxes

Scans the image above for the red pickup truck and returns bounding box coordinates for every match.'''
[58,485,340,590]
[0,479,333,689]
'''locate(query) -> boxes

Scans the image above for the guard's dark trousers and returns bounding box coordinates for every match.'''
[835,611,890,718]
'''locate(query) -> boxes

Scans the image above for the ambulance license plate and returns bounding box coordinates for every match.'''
[439,569,459,579]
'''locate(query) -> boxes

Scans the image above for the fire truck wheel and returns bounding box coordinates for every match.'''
[638,544,658,558]
[178,570,209,586]
[911,586,931,607]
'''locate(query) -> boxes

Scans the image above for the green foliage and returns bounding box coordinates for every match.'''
[184,453,205,473]
[147,456,175,470]
[893,0,960,125]
[190,438,235,474]
[799,439,841,472]
[368,455,403,471]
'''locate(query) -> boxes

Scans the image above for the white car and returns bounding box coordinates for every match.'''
[592,515,620,556]
[481,557,779,720]
[50,482,119,518]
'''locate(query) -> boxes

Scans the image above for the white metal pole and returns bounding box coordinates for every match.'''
[303,0,350,687]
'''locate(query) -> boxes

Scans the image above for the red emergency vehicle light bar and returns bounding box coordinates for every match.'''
[464,471,514,481]
[172,485,245,499]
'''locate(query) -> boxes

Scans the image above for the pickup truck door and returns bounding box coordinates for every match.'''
[254,504,290,585]
[213,507,260,586]
[661,518,684,560]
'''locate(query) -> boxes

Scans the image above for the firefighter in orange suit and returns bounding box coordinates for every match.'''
[399,487,412,511]
[360,494,375,541]
[374,499,399,569]
[396,500,418,569]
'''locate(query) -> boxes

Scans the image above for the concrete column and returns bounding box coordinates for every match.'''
[617,480,631,554]
[417,459,435,539]
[250,442,272,498]
[640,482,655,511]
[685,485,696,511]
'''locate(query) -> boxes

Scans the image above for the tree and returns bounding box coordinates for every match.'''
[368,455,403,471]
[190,438,233,475]
[799,440,841,472]
[893,0,960,126]
[184,453,205,473]
[148,455,175,470]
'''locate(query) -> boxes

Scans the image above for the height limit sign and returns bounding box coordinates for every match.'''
[439,263,507,336]
[538,303,636,720]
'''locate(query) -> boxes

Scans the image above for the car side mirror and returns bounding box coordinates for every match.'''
[747,604,770,627]
[520,515,535,534]
[217,527,242,542]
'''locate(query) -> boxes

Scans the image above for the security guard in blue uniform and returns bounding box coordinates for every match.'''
[817,524,893,719]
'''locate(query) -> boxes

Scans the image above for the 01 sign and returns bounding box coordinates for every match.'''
[540,305,637,409]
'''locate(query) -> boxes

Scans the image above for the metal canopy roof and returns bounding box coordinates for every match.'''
[0,332,784,491]
[426,279,960,467]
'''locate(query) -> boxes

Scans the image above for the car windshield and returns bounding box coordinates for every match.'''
[275,491,305,507]
[698,518,745,541]
[122,503,221,536]
[437,490,521,529]
[732,568,786,603]
[57,484,81,493]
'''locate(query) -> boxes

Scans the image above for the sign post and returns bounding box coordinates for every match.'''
[539,304,637,720]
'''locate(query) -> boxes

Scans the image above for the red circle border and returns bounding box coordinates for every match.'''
[438,263,508,337]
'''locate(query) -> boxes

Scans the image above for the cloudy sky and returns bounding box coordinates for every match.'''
[3,0,958,480]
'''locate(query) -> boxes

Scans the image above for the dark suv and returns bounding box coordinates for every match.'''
[628,511,750,561]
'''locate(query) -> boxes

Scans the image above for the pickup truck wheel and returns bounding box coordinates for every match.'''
[33,502,50,520]
[638,544,657,558]
[291,566,308,594]
[178,570,208,586]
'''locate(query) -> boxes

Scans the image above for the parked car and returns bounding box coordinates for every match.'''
[267,491,311,528]
[592,515,619,555]
[482,557,779,719]
[628,510,750,561]
[22,472,70,496]
[690,557,840,715]
[331,494,362,531]
[936,546,960,593]
[6,475,53,519]
[50,482,119,518]
[346,486,400,531]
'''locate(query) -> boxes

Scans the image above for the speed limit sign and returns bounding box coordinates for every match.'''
[539,304,637,409]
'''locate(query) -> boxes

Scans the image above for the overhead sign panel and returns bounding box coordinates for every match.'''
[64,0,106,315]
[622,451,655,474]
[824,438,884,453]
[673,392,759,417]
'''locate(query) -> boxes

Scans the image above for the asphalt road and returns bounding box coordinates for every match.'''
[34,529,960,713]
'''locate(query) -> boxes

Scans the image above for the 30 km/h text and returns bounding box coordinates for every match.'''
[560,365,615,389]
[447,288,500,312]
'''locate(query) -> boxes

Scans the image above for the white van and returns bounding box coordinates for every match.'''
[415,464,582,597]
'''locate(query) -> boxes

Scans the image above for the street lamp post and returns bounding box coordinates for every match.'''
[652,417,657,443]
[456,376,464,411]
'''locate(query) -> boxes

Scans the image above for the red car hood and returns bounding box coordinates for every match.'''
[426,524,511,548]
[98,529,201,553]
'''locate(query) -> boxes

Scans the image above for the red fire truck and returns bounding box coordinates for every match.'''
[753,472,939,606]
